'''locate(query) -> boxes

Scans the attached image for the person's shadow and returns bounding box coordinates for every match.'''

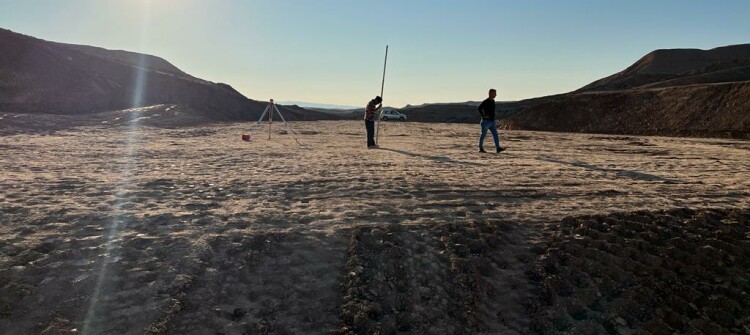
[379,148,488,167]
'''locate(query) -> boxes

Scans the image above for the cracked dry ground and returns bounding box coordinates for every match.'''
[1,120,749,334]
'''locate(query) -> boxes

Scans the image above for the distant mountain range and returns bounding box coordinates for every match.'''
[0,28,338,122]
[404,44,750,138]
[277,101,360,110]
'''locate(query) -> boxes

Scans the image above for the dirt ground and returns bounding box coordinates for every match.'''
[1,119,749,334]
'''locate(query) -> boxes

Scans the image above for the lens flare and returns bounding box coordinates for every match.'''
[81,5,151,335]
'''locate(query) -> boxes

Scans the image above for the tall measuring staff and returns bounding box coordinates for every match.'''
[375,45,388,145]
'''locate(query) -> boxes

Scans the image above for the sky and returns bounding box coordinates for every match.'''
[1,0,748,108]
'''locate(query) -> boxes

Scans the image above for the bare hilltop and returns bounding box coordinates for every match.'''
[404,44,750,138]
[0,28,337,126]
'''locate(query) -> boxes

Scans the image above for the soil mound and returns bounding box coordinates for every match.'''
[509,81,750,138]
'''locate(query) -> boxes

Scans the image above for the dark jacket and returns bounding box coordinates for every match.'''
[365,99,380,120]
[477,98,495,120]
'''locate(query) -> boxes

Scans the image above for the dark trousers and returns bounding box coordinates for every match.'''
[365,119,376,147]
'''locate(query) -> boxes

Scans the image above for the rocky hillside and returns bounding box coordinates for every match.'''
[401,44,750,138]
[578,44,750,92]
[510,82,750,138]
[509,44,750,138]
[0,28,335,122]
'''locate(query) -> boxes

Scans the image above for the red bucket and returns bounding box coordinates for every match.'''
[241,134,251,142]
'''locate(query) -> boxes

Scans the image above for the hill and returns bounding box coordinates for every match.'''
[578,44,750,92]
[0,28,336,123]
[510,82,750,138]
[509,44,750,138]
[400,44,750,138]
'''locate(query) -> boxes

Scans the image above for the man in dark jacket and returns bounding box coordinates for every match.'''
[477,89,505,153]
[364,96,382,148]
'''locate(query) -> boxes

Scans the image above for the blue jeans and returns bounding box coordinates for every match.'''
[479,119,500,149]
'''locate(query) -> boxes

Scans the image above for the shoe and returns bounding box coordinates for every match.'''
[496,146,506,153]
[479,147,487,153]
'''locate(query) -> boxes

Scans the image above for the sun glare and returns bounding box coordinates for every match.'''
[80,3,152,334]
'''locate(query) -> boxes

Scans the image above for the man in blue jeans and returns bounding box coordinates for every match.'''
[477,88,505,153]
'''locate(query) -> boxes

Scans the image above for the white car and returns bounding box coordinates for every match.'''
[380,109,407,121]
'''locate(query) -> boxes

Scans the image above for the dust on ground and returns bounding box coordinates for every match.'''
[1,120,749,334]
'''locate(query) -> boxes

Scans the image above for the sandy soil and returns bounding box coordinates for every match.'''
[1,120,749,334]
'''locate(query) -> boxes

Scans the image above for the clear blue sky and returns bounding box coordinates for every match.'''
[1,0,748,107]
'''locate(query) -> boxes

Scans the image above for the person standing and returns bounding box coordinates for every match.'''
[477,89,505,153]
[364,96,382,148]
